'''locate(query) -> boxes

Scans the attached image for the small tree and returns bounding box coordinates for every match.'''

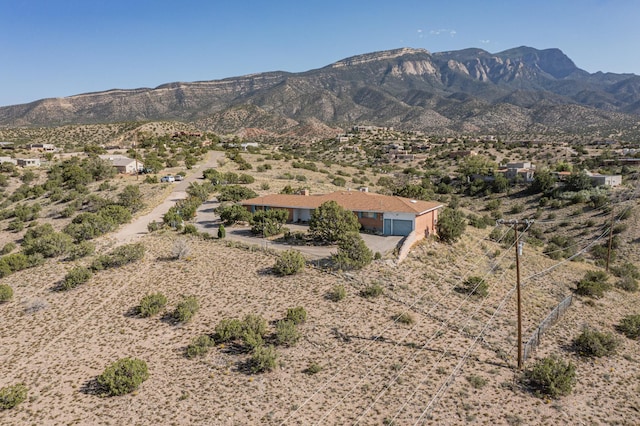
[138,293,168,317]
[216,204,252,225]
[573,328,619,357]
[273,250,306,276]
[616,314,640,339]
[0,383,27,410]
[309,201,361,243]
[97,358,149,396]
[250,345,279,373]
[0,284,13,302]
[523,355,576,398]
[286,306,307,325]
[217,224,226,239]
[185,335,215,359]
[333,232,372,270]
[173,296,199,323]
[436,207,467,243]
[61,266,93,290]
[250,209,289,237]
[457,276,489,297]
[275,320,301,346]
[575,270,610,298]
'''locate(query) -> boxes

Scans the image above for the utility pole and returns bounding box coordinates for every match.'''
[606,207,615,272]
[497,219,534,370]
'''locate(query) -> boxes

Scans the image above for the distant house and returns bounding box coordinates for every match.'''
[449,150,477,158]
[502,161,536,183]
[0,142,14,150]
[28,143,56,152]
[0,157,17,165]
[17,158,41,167]
[588,172,622,187]
[99,155,143,174]
[241,189,443,238]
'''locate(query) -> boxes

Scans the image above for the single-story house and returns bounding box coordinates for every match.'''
[17,158,41,167]
[588,173,622,187]
[241,190,443,238]
[28,143,56,152]
[99,155,143,174]
[0,157,17,165]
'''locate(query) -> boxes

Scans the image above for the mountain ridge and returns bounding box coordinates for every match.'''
[1,46,639,138]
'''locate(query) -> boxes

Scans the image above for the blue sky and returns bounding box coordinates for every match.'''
[1,0,638,106]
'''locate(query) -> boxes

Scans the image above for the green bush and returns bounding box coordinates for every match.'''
[436,207,467,243]
[97,358,149,396]
[616,314,640,339]
[394,311,415,325]
[361,283,383,298]
[466,375,487,389]
[66,241,96,261]
[217,224,226,239]
[573,328,619,357]
[1,242,16,255]
[147,221,163,232]
[273,250,306,276]
[173,296,199,323]
[242,314,268,349]
[185,334,215,359]
[309,200,361,243]
[333,233,372,270]
[523,355,576,398]
[0,383,28,410]
[329,284,347,302]
[617,276,638,292]
[98,204,132,225]
[250,345,279,373]
[90,243,145,271]
[458,276,489,297]
[275,320,301,346]
[575,270,610,298]
[61,266,93,290]
[214,318,244,342]
[138,293,168,317]
[304,362,323,375]
[611,262,640,280]
[2,253,30,272]
[217,185,258,202]
[286,306,307,325]
[0,284,13,302]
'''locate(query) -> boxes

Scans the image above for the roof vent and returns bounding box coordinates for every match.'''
[410,199,417,203]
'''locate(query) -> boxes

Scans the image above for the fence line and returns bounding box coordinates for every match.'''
[523,294,574,361]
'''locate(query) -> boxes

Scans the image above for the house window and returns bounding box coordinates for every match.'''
[361,211,375,219]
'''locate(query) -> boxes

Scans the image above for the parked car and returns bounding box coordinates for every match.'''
[174,175,184,181]
[160,175,175,183]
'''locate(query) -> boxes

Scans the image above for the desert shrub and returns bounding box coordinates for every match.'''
[575,270,610,298]
[510,203,525,214]
[0,284,13,302]
[216,203,252,225]
[173,296,199,323]
[2,253,30,272]
[66,241,96,261]
[98,204,132,225]
[171,239,190,259]
[611,262,640,280]
[217,224,226,239]
[1,242,16,255]
[616,276,638,292]
[616,314,640,339]
[118,185,144,212]
[573,328,619,357]
[242,314,268,349]
[286,306,307,325]
[394,311,415,325]
[138,293,168,317]
[90,243,145,271]
[214,318,244,342]
[275,320,301,346]
[0,383,27,410]
[333,233,372,270]
[466,375,487,389]
[97,358,149,396]
[250,345,279,373]
[64,212,116,242]
[309,200,360,243]
[329,284,347,301]
[436,207,467,243]
[185,334,215,359]
[273,250,306,276]
[304,362,323,375]
[361,283,383,298]
[523,355,576,398]
[23,231,73,258]
[147,221,163,232]
[544,235,577,260]
[61,266,92,290]
[458,276,489,297]
[250,208,288,237]
[6,220,24,232]
[217,185,257,202]
[0,261,11,278]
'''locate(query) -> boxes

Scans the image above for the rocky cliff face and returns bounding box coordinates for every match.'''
[1,46,639,136]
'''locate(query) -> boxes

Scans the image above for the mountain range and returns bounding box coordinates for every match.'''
[2,46,640,138]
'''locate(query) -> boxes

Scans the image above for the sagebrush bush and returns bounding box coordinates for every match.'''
[91,243,145,271]
[273,250,306,276]
[361,283,384,298]
[329,284,347,301]
[616,314,640,339]
[458,276,489,297]
[617,276,638,292]
[242,314,268,349]
[250,345,279,373]
[394,311,415,325]
[275,320,301,346]
[97,358,149,396]
[573,328,619,357]
[523,355,576,398]
[575,270,610,298]
[286,306,307,325]
[214,318,244,342]
[304,362,323,375]
[185,335,215,359]
[0,284,13,302]
[173,296,199,323]
[61,266,93,290]
[0,383,27,410]
[1,242,16,255]
[138,293,168,317]
[66,241,96,261]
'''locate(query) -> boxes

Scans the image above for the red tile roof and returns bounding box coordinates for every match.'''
[241,191,442,215]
